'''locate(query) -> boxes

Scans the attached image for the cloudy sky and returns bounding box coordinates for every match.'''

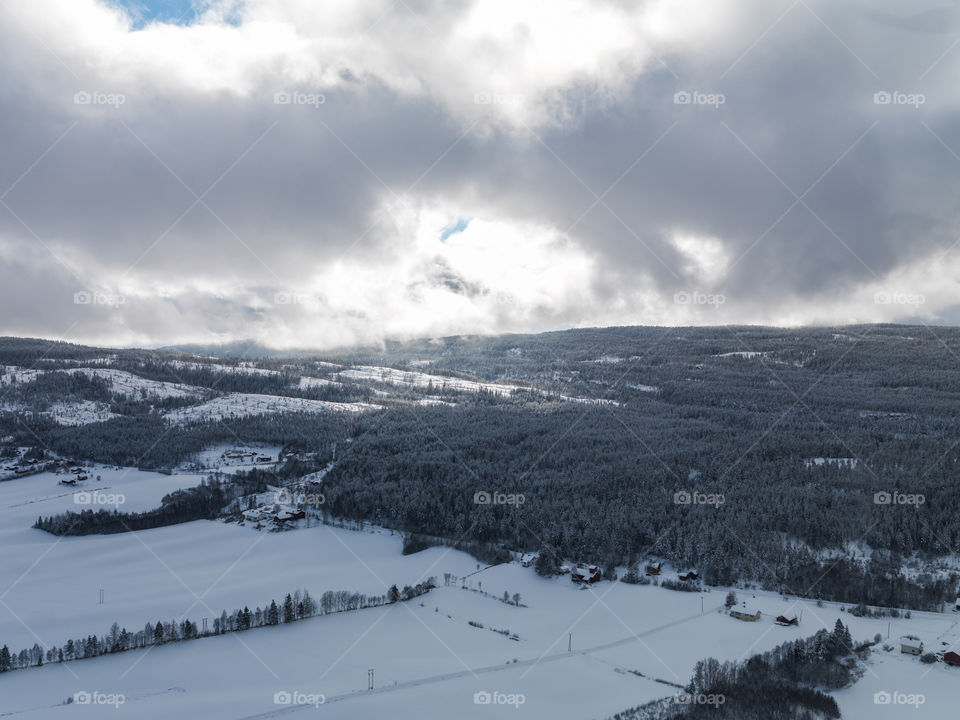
[1,0,958,349]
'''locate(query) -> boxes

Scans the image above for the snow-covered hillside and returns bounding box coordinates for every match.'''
[163,393,380,424]
[337,365,618,405]
[64,368,204,399]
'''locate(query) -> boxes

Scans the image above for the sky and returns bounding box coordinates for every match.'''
[0,0,958,349]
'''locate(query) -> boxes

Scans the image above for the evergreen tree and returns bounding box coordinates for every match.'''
[534,547,560,577]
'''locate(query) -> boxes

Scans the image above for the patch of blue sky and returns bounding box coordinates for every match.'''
[110,0,242,29]
[439,217,470,243]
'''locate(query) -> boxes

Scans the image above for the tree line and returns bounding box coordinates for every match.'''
[0,580,434,675]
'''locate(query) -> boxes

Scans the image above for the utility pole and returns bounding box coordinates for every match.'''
[367,668,374,690]
[99,589,104,605]
[701,596,704,613]
[568,633,572,652]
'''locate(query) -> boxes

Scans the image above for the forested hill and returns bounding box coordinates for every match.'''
[3,325,959,609]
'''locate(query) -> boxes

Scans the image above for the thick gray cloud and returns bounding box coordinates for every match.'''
[0,0,958,348]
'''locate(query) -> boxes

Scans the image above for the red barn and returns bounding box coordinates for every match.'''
[944,651,960,667]
[274,510,306,524]
[775,616,799,626]
[571,566,601,584]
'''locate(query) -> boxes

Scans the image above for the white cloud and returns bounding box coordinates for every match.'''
[1,0,959,348]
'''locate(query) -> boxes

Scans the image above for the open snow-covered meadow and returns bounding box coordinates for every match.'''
[1,466,957,719]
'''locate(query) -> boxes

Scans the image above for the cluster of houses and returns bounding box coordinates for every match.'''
[242,503,305,525]
[727,606,802,626]
[3,457,47,477]
[564,559,699,586]
[898,635,960,666]
[59,467,89,486]
[222,449,274,463]
[241,481,324,526]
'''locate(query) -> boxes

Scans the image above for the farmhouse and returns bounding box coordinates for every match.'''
[678,570,698,581]
[243,508,268,522]
[730,609,762,622]
[645,561,662,576]
[274,509,306,524]
[518,553,537,568]
[943,651,960,667]
[571,566,600,584]
[900,635,923,655]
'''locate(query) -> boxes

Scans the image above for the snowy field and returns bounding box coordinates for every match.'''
[1,467,957,718]
[835,638,959,719]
